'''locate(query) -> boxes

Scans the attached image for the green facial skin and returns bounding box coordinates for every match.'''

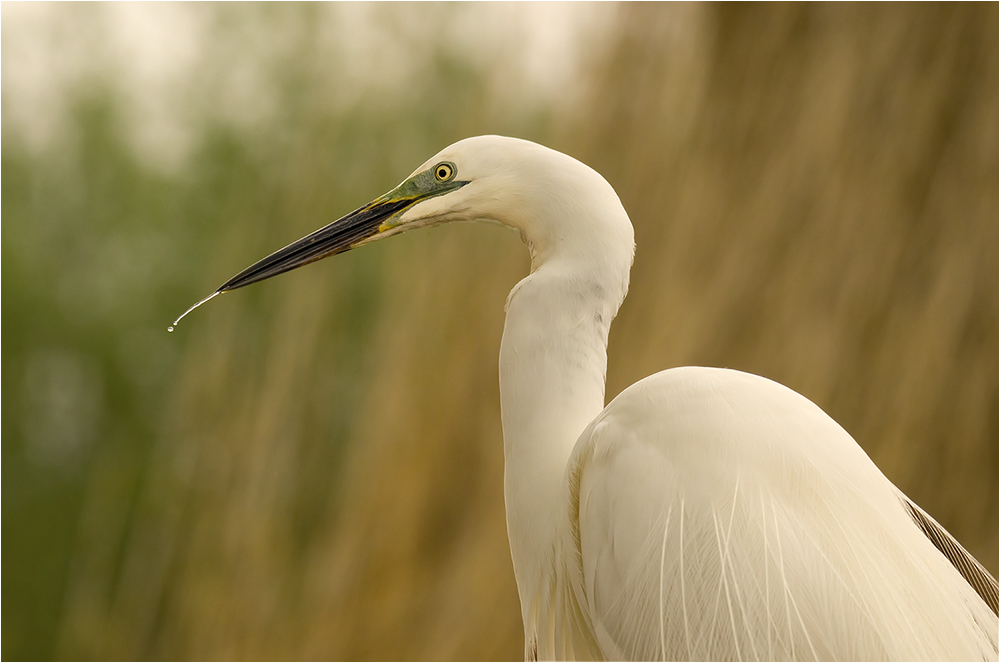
[375,161,466,232]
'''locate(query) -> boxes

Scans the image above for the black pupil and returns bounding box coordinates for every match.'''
[438,167,448,178]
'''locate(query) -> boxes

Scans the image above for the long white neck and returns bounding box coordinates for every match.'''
[499,243,632,632]
[422,137,636,633]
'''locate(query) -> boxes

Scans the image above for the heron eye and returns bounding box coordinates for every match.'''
[434,162,455,182]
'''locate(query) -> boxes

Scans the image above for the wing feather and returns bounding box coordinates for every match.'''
[902,497,999,616]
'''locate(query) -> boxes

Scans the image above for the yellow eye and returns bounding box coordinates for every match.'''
[434,162,455,182]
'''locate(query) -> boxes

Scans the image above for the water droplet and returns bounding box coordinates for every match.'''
[169,290,223,332]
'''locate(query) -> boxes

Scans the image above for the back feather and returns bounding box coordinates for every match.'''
[566,368,999,661]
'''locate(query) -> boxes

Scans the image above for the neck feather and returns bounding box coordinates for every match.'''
[498,258,625,626]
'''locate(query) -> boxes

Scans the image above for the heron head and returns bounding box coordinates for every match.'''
[170,136,632,329]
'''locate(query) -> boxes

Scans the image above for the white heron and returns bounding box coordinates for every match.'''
[173,136,998,660]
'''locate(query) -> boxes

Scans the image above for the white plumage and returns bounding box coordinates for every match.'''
[567,368,996,660]
[200,135,998,660]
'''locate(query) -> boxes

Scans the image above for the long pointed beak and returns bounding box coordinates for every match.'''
[219,196,411,293]
[169,171,467,331]
[169,192,417,330]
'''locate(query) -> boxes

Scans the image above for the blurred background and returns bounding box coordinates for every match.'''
[2,3,996,660]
